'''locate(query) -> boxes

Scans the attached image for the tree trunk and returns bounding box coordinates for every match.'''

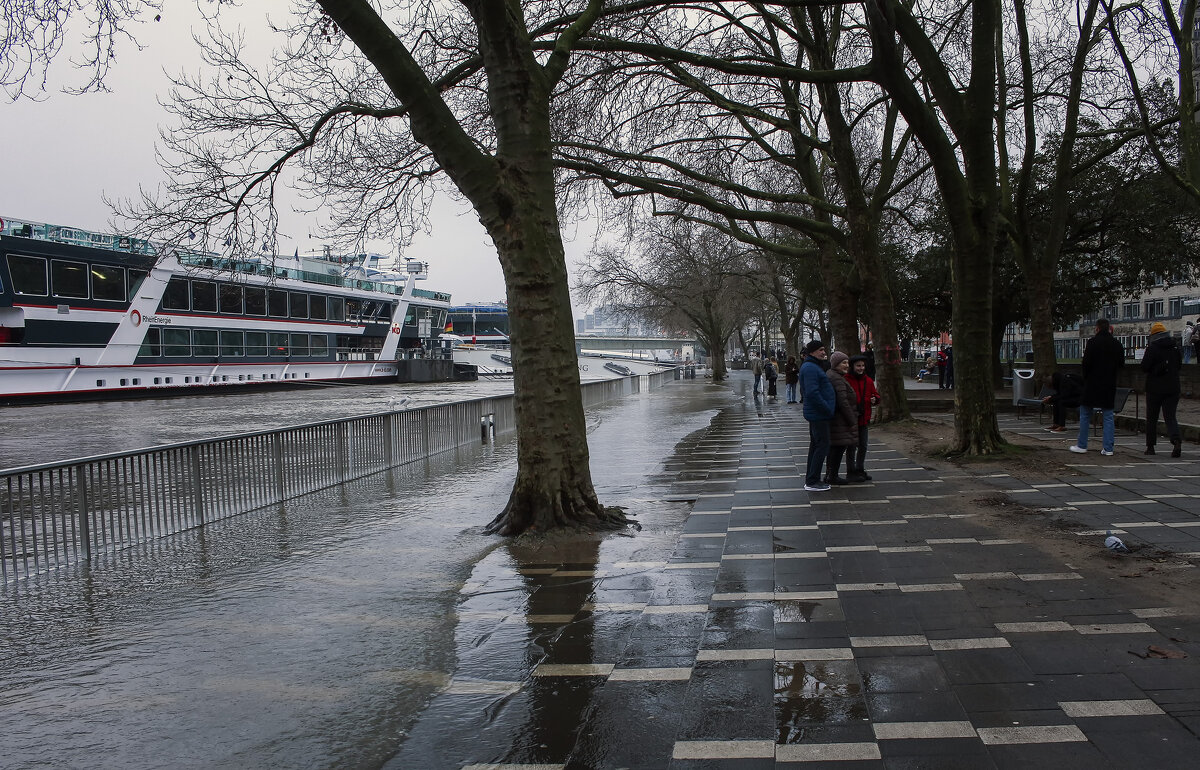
[1026,264,1058,379]
[481,195,623,534]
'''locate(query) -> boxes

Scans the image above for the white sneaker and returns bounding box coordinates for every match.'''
[1068,445,1087,453]
[804,483,832,492]
[1101,449,1114,456]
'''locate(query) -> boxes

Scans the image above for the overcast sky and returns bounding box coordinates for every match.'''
[0,4,600,314]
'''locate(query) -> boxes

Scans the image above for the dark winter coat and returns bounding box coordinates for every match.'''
[1080,330,1125,409]
[784,360,800,385]
[1141,331,1182,397]
[800,356,835,421]
[827,369,859,446]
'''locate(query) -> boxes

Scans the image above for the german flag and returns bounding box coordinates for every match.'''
[444,319,453,332]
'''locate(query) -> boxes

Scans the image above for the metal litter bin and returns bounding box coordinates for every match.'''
[1012,368,1036,406]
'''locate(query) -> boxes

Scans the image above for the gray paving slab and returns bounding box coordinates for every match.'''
[379,374,1200,767]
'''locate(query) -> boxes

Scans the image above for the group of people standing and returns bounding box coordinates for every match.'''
[750,353,803,403]
[1041,318,1183,457]
[797,340,881,492]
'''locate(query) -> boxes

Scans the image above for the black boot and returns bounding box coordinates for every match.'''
[1145,445,1156,455]
[824,473,848,486]
[1173,438,1182,458]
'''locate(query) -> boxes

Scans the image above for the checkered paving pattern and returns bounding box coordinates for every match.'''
[391,401,1200,768]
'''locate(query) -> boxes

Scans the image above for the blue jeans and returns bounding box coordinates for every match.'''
[753,374,762,394]
[785,382,797,402]
[1077,405,1114,452]
[806,420,831,485]
[1186,345,1195,365]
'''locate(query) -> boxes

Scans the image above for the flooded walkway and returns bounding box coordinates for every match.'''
[6,375,1200,768]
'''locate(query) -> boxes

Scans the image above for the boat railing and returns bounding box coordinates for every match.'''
[0,371,678,583]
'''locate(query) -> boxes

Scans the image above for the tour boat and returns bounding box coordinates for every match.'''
[0,216,452,401]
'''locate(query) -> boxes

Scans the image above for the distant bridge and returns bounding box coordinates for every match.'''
[574,335,697,352]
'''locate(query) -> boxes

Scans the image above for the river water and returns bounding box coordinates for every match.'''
[0,378,517,469]
[0,377,739,769]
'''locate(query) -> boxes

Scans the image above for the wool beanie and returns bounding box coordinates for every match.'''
[803,339,825,355]
[1150,322,1167,335]
[830,351,849,368]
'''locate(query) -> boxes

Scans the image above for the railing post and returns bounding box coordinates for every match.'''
[383,413,395,467]
[74,466,90,561]
[336,422,349,481]
[272,433,286,503]
[189,445,205,525]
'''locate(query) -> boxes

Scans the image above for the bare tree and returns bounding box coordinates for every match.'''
[109,1,644,535]
[575,219,755,381]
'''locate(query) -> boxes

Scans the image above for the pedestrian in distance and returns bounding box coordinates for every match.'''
[945,345,955,389]
[765,358,779,400]
[936,347,949,389]
[846,354,881,481]
[800,340,835,492]
[1184,321,1196,365]
[824,352,859,485]
[1190,318,1200,365]
[1142,321,1183,457]
[1069,318,1124,456]
[750,354,764,397]
[784,355,800,403]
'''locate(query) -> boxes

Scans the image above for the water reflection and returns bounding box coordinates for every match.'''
[775,660,868,743]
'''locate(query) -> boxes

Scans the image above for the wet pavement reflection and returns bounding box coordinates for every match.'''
[0,380,734,768]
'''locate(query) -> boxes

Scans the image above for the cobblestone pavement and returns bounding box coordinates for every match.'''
[391,375,1200,768]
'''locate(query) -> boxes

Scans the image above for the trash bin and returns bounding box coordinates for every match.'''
[1012,368,1036,406]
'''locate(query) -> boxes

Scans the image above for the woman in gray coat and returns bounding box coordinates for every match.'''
[825,351,860,485]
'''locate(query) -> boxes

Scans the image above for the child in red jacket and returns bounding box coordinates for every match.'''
[846,355,881,482]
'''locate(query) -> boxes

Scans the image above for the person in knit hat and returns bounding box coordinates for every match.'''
[825,351,860,485]
[1142,320,1182,456]
[800,340,835,491]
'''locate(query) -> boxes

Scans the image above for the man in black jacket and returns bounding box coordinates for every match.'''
[1142,321,1183,457]
[1069,319,1125,456]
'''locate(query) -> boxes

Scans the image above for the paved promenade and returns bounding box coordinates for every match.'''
[393,374,1200,768]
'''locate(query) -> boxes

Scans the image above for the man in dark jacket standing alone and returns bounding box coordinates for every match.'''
[1069,319,1125,456]
[1141,321,1182,457]
[800,340,835,492]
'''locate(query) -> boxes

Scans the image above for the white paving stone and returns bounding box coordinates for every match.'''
[643,604,709,614]
[532,663,615,677]
[671,741,775,760]
[695,648,774,661]
[928,637,1011,650]
[995,621,1074,633]
[607,667,693,681]
[1072,622,1157,634]
[775,648,855,661]
[976,725,1088,745]
[775,743,882,762]
[1058,699,1165,717]
[851,635,929,648]
[873,721,976,740]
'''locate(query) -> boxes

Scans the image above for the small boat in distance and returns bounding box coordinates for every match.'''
[0,217,452,402]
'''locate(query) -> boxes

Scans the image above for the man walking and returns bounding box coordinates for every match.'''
[800,340,835,492]
[1069,319,1125,456]
[750,353,764,397]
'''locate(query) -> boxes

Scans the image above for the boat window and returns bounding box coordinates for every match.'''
[290,291,310,319]
[328,296,345,321]
[244,287,267,316]
[377,302,393,322]
[7,255,47,296]
[219,283,243,314]
[192,281,217,313]
[269,332,289,357]
[127,269,148,301]
[346,299,362,321]
[163,327,191,357]
[193,329,218,357]
[245,331,268,357]
[220,330,244,357]
[290,333,310,356]
[308,294,326,320]
[268,289,288,317]
[90,265,125,302]
[310,334,328,357]
[138,327,162,357]
[162,278,190,310]
[403,306,416,324]
[51,260,89,299]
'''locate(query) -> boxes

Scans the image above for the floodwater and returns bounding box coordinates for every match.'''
[0,379,739,769]
[0,379,516,469]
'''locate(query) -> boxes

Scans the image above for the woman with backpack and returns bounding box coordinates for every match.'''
[764,358,779,400]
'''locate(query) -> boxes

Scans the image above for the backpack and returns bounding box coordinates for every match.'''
[764,361,777,379]
[1190,326,1200,345]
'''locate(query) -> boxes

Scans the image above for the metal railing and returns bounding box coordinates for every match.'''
[0,371,672,582]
